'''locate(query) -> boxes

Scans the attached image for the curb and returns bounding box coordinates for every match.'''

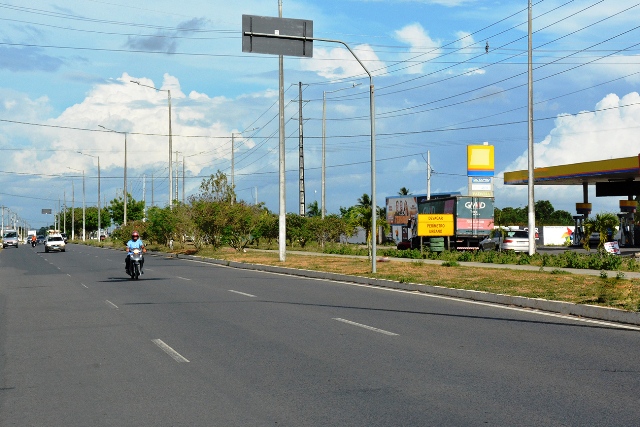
[165,252,640,327]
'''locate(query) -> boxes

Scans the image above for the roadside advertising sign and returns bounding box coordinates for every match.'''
[417,214,454,237]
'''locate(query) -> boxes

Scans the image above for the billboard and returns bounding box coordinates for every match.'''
[386,196,418,225]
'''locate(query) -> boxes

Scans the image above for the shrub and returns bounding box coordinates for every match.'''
[441,260,460,267]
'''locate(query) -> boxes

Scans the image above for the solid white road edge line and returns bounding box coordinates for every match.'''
[152,339,190,363]
[105,300,118,309]
[170,257,640,331]
[333,318,399,336]
[228,290,257,298]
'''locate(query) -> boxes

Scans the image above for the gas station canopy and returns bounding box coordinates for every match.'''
[504,154,640,197]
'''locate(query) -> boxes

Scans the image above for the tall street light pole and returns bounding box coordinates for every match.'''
[130,80,172,209]
[78,151,101,239]
[99,125,128,226]
[527,0,536,255]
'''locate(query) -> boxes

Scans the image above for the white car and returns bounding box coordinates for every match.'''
[479,230,530,252]
[45,234,66,253]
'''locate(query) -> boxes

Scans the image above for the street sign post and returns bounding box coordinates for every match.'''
[241,14,378,273]
[242,15,313,57]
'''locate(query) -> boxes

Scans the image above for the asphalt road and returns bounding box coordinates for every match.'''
[1,243,639,426]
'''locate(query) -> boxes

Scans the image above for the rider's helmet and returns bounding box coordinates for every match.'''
[132,231,139,240]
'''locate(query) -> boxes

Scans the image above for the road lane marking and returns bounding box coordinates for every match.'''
[152,339,190,363]
[228,290,257,297]
[105,300,118,309]
[140,251,640,331]
[176,276,191,281]
[81,283,88,289]
[333,318,399,336]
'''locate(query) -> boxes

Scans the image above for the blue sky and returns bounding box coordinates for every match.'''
[1,0,640,228]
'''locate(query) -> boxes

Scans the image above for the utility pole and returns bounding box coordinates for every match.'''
[278,0,286,262]
[143,174,147,221]
[174,151,179,203]
[427,151,431,200]
[182,157,185,204]
[527,0,536,255]
[298,82,306,216]
[71,181,75,240]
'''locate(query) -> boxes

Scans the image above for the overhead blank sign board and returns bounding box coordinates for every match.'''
[242,15,313,58]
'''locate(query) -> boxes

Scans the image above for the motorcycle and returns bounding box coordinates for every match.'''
[128,248,144,280]
[31,239,37,247]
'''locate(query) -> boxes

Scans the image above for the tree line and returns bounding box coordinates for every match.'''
[49,179,607,250]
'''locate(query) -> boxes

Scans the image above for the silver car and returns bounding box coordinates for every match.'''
[45,234,66,253]
[479,230,530,252]
[2,231,19,248]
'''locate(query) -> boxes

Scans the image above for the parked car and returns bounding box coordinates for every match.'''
[479,230,530,252]
[2,230,19,248]
[45,234,66,253]
[396,240,411,250]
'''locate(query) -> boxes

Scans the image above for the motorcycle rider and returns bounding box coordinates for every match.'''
[125,231,146,275]
[31,234,37,247]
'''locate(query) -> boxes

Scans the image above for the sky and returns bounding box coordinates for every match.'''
[1,0,640,229]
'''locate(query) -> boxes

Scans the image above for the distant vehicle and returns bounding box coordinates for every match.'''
[479,230,530,252]
[2,230,19,248]
[37,235,46,244]
[61,233,68,243]
[401,195,494,251]
[45,233,66,253]
[396,240,411,250]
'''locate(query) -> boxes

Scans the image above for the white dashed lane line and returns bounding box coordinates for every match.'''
[152,339,190,363]
[105,300,119,309]
[228,290,257,298]
[333,318,399,336]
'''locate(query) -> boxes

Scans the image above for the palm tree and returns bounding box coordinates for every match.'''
[306,200,321,217]
[398,187,411,195]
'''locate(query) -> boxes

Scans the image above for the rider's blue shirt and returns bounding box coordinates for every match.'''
[127,239,144,254]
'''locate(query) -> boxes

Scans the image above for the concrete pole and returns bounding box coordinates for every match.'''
[298,82,305,216]
[321,91,326,219]
[527,0,536,255]
[71,181,75,240]
[82,170,86,241]
[278,0,286,262]
[124,133,128,226]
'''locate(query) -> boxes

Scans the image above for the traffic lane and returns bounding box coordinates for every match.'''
[27,246,640,421]
[0,247,274,426]
[4,247,434,425]
[191,267,640,425]
[72,250,640,425]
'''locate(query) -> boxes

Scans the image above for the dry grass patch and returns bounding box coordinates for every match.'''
[205,249,640,312]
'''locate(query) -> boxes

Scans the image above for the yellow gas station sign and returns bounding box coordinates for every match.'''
[417,214,454,236]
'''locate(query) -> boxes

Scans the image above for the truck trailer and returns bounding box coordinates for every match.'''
[409,195,494,250]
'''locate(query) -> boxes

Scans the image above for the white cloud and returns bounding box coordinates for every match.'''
[393,23,442,75]
[496,91,640,213]
[300,44,387,79]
